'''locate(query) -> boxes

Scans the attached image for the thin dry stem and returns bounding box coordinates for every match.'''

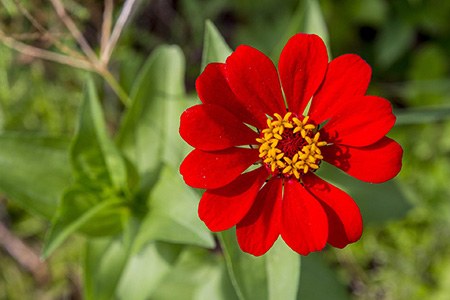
[1,1,132,107]
[0,30,94,70]
[12,0,85,59]
[101,0,137,63]
[100,0,114,56]
[13,0,47,33]
[0,220,50,284]
[49,0,99,65]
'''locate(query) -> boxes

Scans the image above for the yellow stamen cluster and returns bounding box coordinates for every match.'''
[256,112,327,180]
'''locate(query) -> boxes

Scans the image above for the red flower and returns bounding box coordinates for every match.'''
[179,33,403,256]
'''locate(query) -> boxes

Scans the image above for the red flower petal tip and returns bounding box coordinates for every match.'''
[179,33,403,256]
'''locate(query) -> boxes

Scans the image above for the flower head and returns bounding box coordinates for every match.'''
[179,33,403,256]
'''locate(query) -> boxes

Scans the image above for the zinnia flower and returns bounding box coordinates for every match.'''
[179,33,403,256]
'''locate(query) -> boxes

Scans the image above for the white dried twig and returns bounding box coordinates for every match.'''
[100,0,114,57]
[100,0,137,64]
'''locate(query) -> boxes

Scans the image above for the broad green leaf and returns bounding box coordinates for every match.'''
[219,229,267,300]
[0,134,71,219]
[135,165,214,249]
[201,20,232,70]
[84,221,182,300]
[298,253,349,299]
[272,0,330,61]
[266,239,301,300]
[219,230,300,300]
[71,77,127,189]
[117,45,185,184]
[151,247,237,300]
[395,106,450,125]
[116,242,183,300]
[162,93,198,169]
[303,0,330,50]
[84,223,135,300]
[319,162,411,224]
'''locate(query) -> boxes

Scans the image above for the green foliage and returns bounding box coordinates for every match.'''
[117,45,186,189]
[83,220,183,300]
[201,20,233,70]
[375,19,414,69]
[81,44,213,298]
[298,253,349,299]
[0,45,81,135]
[135,165,214,249]
[0,134,71,218]
[43,78,130,258]
[219,230,301,300]
[395,106,450,125]
[0,0,449,299]
[272,0,330,60]
[151,247,237,300]
[71,79,128,190]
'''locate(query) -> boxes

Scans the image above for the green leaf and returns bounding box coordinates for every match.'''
[42,187,127,258]
[219,229,267,300]
[375,19,414,69]
[161,93,198,169]
[84,221,183,300]
[71,77,127,189]
[43,78,131,257]
[219,230,300,300]
[266,240,301,300]
[116,242,183,300]
[84,232,132,300]
[303,0,330,50]
[135,164,214,249]
[201,20,232,70]
[394,106,450,125]
[151,247,237,300]
[272,0,330,61]
[0,134,71,219]
[319,162,411,224]
[117,45,185,183]
[298,253,349,299]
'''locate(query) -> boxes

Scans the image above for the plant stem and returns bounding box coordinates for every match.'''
[99,68,131,107]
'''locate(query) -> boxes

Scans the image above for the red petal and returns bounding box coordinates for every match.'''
[180,148,259,189]
[196,63,263,127]
[309,54,372,124]
[323,96,396,147]
[180,104,258,151]
[199,167,268,231]
[303,174,363,248]
[322,137,403,183]
[281,180,328,255]
[225,45,286,123]
[278,33,328,115]
[236,178,282,256]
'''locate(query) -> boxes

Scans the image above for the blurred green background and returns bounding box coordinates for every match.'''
[0,0,449,299]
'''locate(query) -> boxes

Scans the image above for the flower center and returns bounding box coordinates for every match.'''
[256,112,327,180]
